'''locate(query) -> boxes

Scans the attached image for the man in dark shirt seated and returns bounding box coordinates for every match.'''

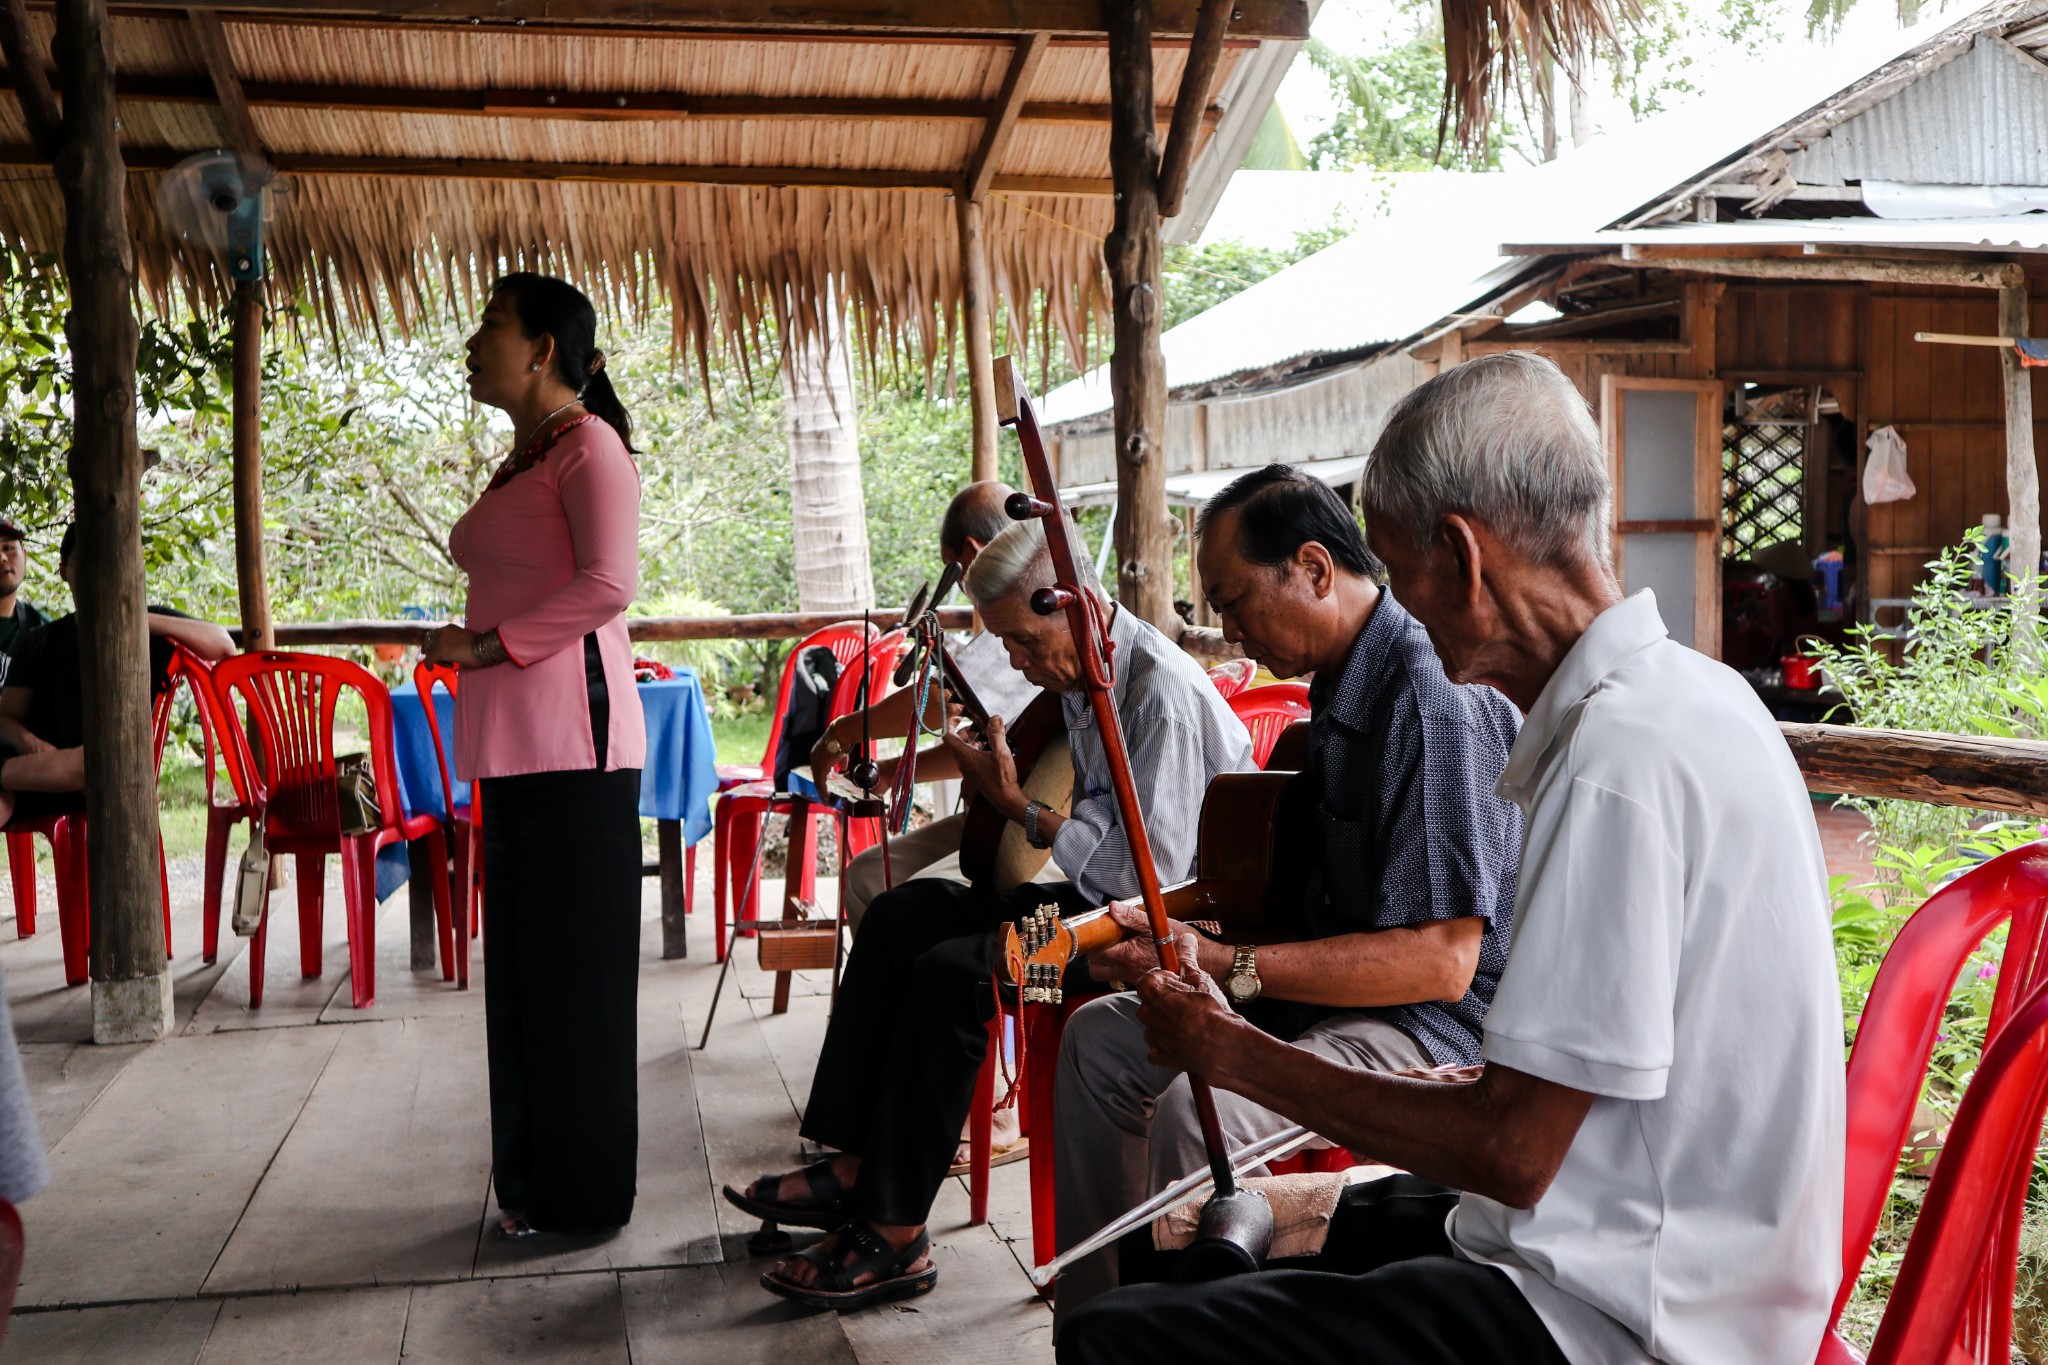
[0,523,235,825]
[1051,464,1525,1326]
[0,518,50,689]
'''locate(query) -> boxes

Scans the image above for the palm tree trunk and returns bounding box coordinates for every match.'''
[782,325,874,614]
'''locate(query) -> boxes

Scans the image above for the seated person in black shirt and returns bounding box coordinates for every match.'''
[0,523,235,825]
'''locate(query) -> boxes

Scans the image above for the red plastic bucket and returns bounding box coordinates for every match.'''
[1782,654,1819,690]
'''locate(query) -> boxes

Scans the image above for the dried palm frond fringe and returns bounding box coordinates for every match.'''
[1439,0,1632,150]
[0,167,1113,390]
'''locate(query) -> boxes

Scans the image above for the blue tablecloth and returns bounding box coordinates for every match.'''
[390,668,720,845]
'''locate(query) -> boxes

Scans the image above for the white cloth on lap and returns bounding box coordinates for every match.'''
[1449,589,1844,1365]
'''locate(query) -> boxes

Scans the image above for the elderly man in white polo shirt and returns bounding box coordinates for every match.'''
[1057,351,1844,1365]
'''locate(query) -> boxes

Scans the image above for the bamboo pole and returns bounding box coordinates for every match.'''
[956,194,1000,483]
[232,280,275,652]
[1105,0,1175,628]
[55,0,170,1042]
[2002,284,2040,657]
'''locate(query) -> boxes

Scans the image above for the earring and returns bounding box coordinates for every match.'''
[530,363,541,372]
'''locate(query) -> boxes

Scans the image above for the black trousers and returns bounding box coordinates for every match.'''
[800,876,1095,1226]
[480,762,643,1231]
[1059,1176,1567,1365]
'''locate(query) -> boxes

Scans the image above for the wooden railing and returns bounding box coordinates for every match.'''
[235,606,977,648]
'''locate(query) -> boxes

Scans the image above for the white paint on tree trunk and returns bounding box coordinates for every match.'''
[91,967,172,1045]
[782,324,875,614]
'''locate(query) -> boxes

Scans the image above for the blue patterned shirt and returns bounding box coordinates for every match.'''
[1272,589,1523,1066]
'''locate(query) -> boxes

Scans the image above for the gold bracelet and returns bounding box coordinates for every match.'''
[475,630,508,666]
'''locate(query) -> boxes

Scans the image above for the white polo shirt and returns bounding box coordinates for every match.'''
[1449,590,1844,1364]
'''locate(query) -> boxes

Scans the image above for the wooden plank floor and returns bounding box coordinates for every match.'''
[1,854,1054,1363]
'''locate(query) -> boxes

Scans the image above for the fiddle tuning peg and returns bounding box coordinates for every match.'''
[1031,586,1078,617]
[1006,491,1054,522]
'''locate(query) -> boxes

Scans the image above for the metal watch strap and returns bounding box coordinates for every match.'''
[1023,798,1052,849]
[1227,943,1261,1002]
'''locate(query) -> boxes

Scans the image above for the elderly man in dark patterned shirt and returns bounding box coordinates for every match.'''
[1051,463,1524,1326]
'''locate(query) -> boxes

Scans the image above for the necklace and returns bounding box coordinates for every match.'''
[512,398,582,455]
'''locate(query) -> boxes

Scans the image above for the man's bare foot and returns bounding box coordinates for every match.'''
[951,1103,1023,1168]
[747,1152,859,1206]
[770,1220,928,1290]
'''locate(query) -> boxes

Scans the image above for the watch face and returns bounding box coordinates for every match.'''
[1225,972,1255,1002]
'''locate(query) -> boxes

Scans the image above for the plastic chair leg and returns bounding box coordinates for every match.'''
[969,1017,998,1227]
[201,810,233,964]
[340,838,379,1009]
[54,819,91,987]
[732,808,765,935]
[711,797,731,963]
[685,844,696,916]
[158,831,172,961]
[450,830,471,991]
[7,831,36,938]
[295,854,325,979]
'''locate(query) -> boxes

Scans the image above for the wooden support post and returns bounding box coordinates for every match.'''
[1105,0,1175,628]
[957,194,1001,483]
[2001,283,2039,652]
[1155,0,1229,218]
[48,0,170,1042]
[231,280,275,652]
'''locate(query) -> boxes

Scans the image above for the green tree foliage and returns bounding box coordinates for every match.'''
[1303,29,1517,171]
[1161,224,1353,331]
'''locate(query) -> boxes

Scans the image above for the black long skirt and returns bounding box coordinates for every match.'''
[479,760,643,1231]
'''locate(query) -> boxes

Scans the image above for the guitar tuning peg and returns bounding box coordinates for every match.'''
[1049,987,1063,1005]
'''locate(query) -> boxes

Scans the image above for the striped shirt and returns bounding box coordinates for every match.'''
[1050,605,1256,905]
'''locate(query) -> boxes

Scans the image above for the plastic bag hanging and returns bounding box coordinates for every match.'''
[1863,425,1917,505]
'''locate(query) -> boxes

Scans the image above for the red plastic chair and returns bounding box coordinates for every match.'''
[1206,658,1257,699]
[4,646,198,982]
[712,620,878,795]
[210,651,455,1009]
[1228,683,1312,769]
[412,661,476,990]
[1853,973,2048,1364]
[0,1196,21,1349]
[711,621,880,961]
[181,652,259,967]
[1814,841,2048,1361]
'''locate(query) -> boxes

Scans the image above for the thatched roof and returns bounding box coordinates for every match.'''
[0,4,1318,376]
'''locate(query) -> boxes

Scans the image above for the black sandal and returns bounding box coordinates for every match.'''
[760,1221,938,1310]
[721,1159,850,1232]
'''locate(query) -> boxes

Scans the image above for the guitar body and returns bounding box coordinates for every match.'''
[1000,769,1313,998]
[958,689,1070,892]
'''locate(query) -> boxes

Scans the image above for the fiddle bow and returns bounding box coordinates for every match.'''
[993,356,1275,1282]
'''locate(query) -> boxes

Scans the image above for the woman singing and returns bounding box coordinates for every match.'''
[425,273,645,1238]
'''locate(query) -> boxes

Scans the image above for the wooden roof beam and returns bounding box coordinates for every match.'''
[1156,0,1228,218]
[0,70,1222,127]
[96,0,1312,41]
[964,31,1046,203]
[185,7,265,160]
[0,141,1113,193]
[0,0,59,158]
[1604,250,2026,290]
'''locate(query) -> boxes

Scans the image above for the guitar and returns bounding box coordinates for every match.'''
[998,766,1314,1003]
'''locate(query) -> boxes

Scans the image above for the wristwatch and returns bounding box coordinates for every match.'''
[1023,798,1054,849]
[1223,944,1262,1004]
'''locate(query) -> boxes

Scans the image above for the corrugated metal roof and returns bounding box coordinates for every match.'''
[1788,35,2048,186]
[1501,212,2048,254]
[1060,454,1368,506]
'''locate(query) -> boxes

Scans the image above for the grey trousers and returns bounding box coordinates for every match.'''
[842,812,968,932]
[1052,992,1432,1328]
[842,810,1066,932]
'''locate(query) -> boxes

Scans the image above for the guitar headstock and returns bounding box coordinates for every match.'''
[999,901,1078,1006]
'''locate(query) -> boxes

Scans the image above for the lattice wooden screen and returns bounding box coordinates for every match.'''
[1722,389,1811,559]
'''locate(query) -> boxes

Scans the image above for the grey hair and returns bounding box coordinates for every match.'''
[1361,352,1610,567]
[965,512,1101,608]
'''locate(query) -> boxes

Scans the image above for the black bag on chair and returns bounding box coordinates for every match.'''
[771,644,842,792]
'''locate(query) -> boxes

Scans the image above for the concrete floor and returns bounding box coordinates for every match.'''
[0,850,1052,1364]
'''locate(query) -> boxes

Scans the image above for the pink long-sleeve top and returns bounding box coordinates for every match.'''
[448,415,646,780]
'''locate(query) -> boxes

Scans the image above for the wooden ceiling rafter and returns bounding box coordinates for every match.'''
[0,141,1112,194]
[964,30,1046,203]
[184,6,264,159]
[1156,0,1229,218]
[0,70,1223,129]
[75,0,1312,41]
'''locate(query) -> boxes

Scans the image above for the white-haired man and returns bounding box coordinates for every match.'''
[1060,352,1844,1365]
[727,514,1255,1312]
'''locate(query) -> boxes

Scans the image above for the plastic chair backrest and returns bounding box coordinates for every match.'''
[411,660,462,825]
[757,621,879,771]
[1228,683,1312,769]
[211,651,406,833]
[1860,974,2048,1364]
[1831,841,2048,1342]
[152,645,214,784]
[1207,658,1257,699]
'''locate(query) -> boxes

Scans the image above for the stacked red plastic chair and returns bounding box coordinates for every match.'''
[710,621,879,961]
[412,660,478,988]
[210,651,455,1008]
